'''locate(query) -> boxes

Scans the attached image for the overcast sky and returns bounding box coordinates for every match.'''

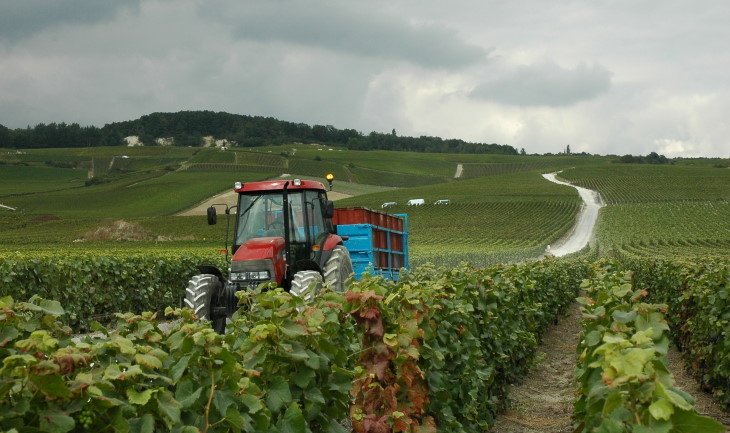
[1,0,729,157]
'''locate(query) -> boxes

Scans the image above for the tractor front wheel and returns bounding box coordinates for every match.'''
[184,274,226,333]
[289,270,323,301]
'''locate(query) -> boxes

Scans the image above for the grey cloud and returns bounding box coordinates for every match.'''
[0,0,140,43]
[471,61,612,107]
[199,0,486,69]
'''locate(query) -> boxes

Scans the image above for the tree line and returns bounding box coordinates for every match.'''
[0,111,517,155]
[614,152,670,164]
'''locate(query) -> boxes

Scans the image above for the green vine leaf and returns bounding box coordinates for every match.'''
[129,414,155,433]
[277,401,306,433]
[156,389,182,424]
[29,374,72,398]
[38,409,75,433]
[267,376,293,413]
[648,398,674,421]
[671,409,725,433]
[127,388,155,405]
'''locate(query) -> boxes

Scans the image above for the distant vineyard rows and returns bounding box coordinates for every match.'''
[618,239,730,259]
[559,165,730,204]
[407,201,579,265]
[597,201,730,258]
[460,161,557,179]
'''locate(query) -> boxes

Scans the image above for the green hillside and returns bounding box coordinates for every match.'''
[559,164,730,258]
[559,164,730,204]
[2,144,729,266]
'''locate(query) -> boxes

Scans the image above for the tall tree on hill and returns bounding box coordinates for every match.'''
[0,124,12,147]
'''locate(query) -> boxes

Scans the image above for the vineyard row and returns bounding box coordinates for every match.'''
[0,258,586,432]
[574,262,724,432]
[1,253,728,432]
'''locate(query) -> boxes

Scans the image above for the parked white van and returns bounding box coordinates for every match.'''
[407,199,425,206]
[434,199,451,205]
[381,202,397,208]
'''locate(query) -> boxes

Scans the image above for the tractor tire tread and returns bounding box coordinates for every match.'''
[290,270,323,301]
[184,274,220,321]
[323,245,353,293]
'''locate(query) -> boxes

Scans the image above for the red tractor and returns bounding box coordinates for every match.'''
[185,178,353,333]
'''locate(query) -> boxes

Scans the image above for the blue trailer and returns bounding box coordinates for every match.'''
[333,207,409,281]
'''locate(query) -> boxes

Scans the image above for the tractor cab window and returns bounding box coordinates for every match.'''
[302,190,327,242]
[235,193,290,244]
[235,190,327,246]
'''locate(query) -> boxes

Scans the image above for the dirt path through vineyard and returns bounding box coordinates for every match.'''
[487,302,580,432]
[487,301,730,432]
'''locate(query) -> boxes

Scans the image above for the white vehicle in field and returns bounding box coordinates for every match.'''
[434,199,450,205]
[381,202,397,208]
[407,199,425,206]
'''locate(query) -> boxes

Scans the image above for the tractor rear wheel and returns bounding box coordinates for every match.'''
[289,270,323,301]
[323,245,353,293]
[184,274,226,333]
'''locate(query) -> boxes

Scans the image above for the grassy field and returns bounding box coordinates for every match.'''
[0,164,87,195]
[1,169,274,217]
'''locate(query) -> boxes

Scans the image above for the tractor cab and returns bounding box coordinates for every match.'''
[229,179,337,288]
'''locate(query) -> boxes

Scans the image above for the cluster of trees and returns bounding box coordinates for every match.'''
[347,131,516,154]
[0,112,360,149]
[0,122,116,148]
[0,111,517,155]
[615,152,670,164]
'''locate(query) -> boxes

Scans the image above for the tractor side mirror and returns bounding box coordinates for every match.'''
[324,200,335,219]
[207,206,217,225]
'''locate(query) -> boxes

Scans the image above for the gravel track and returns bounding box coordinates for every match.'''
[542,172,603,256]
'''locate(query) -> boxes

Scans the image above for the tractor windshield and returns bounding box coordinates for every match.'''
[234,190,327,246]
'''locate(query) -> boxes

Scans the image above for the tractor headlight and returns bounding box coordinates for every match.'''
[230,270,271,282]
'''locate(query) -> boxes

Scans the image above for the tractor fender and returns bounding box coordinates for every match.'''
[197,265,227,285]
[323,234,344,251]
[319,234,346,271]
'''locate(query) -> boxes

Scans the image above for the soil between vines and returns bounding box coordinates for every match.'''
[487,302,580,433]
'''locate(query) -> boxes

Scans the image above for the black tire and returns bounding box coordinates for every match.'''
[323,245,353,293]
[289,270,323,301]
[184,274,226,333]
